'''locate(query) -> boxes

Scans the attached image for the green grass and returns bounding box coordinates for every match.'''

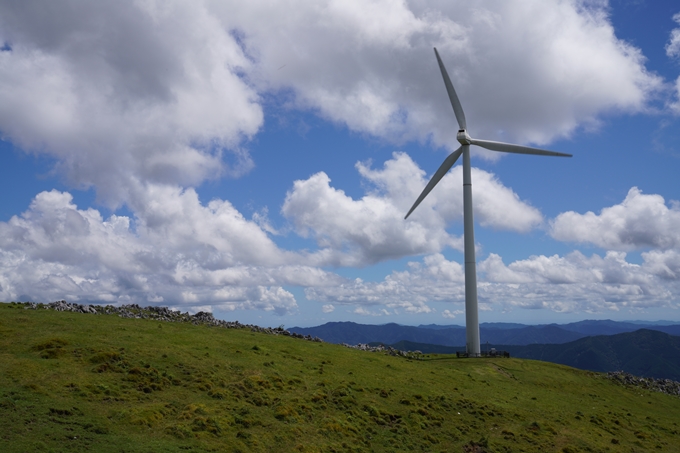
[1,302,679,452]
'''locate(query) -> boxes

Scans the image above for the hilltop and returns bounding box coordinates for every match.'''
[506,329,680,381]
[380,328,680,382]
[1,302,679,452]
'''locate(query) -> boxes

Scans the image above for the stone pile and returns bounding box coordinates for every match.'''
[606,371,680,397]
[342,342,423,359]
[26,300,99,314]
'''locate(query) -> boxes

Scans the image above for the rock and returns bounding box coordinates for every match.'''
[606,371,680,398]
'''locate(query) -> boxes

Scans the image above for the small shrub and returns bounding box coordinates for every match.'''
[32,338,68,351]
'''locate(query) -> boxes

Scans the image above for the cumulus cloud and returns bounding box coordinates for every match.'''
[0,1,263,206]
[666,12,680,59]
[0,1,673,317]
[307,250,679,316]
[550,187,680,250]
[481,251,656,287]
[478,251,677,313]
[2,184,678,318]
[671,76,680,114]
[282,171,450,266]
[226,0,661,149]
[356,153,543,232]
[0,151,547,312]
[306,253,464,314]
[0,0,662,208]
[667,13,680,113]
[0,188,344,312]
[282,152,542,266]
[642,249,680,280]
[442,309,463,319]
[302,182,680,315]
[281,156,456,267]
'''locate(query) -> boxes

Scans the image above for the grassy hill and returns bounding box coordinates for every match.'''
[2,302,680,452]
[384,330,680,382]
[505,329,680,381]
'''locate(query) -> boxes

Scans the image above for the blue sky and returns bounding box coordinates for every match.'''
[1,0,679,328]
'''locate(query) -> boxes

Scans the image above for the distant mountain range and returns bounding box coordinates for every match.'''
[289,320,680,347]
[289,320,680,381]
[382,329,680,381]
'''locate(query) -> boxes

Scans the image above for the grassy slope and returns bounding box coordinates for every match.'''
[388,330,680,381]
[1,303,679,453]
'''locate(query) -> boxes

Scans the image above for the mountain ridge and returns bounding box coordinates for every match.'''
[290,319,680,347]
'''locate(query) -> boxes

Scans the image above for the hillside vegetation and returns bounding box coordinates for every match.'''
[2,302,680,452]
[385,329,680,382]
[505,329,680,381]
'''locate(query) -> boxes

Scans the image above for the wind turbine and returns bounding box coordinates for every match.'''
[405,48,572,357]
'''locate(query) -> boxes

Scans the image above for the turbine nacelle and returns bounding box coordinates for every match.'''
[456,129,472,145]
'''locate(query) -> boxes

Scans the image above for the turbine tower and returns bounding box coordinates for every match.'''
[405,48,572,357]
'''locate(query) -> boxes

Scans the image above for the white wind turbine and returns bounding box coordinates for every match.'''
[405,48,572,357]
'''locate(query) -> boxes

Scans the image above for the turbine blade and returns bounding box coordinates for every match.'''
[405,146,464,219]
[470,139,572,157]
[434,48,466,130]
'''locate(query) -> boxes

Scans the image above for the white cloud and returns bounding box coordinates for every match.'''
[442,309,463,319]
[283,152,542,266]
[0,0,663,209]
[129,184,290,267]
[2,185,678,318]
[550,187,680,250]
[483,250,678,312]
[0,187,345,312]
[455,167,544,232]
[642,249,680,280]
[225,0,661,149]
[356,153,543,232]
[666,12,680,59]
[0,1,674,318]
[478,251,677,313]
[0,1,262,206]
[282,160,457,267]
[666,13,680,114]
[305,253,464,313]
[306,273,440,314]
[480,251,656,287]
[306,249,679,316]
[0,153,545,312]
[353,306,379,316]
[670,76,680,114]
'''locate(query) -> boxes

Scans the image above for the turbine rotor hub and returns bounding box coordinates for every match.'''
[456,129,472,145]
